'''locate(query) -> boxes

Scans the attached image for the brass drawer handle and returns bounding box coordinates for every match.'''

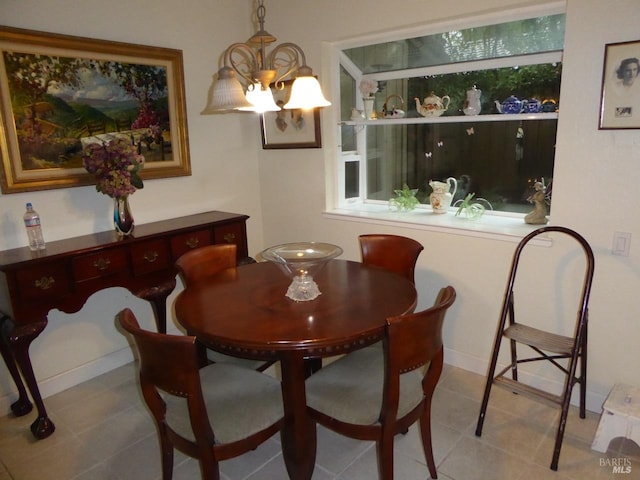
[93,258,111,271]
[185,237,199,249]
[143,251,159,263]
[223,233,236,243]
[34,276,55,290]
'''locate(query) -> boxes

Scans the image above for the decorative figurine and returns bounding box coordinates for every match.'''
[524,181,549,225]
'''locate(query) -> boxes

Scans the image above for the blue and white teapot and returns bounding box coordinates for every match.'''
[522,98,542,113]
[495,95,523,114]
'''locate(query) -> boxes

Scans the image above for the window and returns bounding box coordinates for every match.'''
[333,9,565,218]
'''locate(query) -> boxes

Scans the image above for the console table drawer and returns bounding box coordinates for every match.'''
[16,263,71,300]
[214,222,244,245]
[73,249,129,282]
[130,239,171,276]
[170,229,212,258]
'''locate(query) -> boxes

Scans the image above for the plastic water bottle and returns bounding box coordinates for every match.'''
[23,202,46,251]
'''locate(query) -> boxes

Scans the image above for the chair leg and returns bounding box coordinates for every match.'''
[377,427,395,480]
[199,454,220,480]
[419,402,438,479]
[158,430,174,480]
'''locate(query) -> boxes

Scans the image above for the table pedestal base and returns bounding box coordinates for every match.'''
[281,351,317,480]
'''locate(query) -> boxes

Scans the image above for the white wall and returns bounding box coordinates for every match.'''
[0,0,639,414]
[257,0,640,411]
[0,0,267,407]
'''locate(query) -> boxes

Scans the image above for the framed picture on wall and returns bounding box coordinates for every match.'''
[260,81,321,149]
[0,26,191,193]
[598,39,640,129]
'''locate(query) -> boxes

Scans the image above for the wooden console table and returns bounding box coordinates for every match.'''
[0,210,250,439]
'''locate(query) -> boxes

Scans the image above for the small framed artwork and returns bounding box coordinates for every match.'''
[260,81,321,149]
[0,26,191,193]
[599,39,640,129]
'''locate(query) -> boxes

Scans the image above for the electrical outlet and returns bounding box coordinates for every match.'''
[612,232,631,256]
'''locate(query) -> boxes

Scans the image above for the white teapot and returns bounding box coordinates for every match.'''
[415,92,451,117]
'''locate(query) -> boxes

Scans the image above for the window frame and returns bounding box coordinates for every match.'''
[323,1,565,241]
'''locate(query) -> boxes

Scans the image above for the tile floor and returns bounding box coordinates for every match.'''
[0,363,637,480]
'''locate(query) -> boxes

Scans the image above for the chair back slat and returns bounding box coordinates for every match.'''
[386,286,456,375]
[118,308,201,397]
[175,243,237,286]
[359,234,424,283]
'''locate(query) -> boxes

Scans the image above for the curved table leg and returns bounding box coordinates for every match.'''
[0,314,32,417]
[3,317,55,439]
[280,350,317,480]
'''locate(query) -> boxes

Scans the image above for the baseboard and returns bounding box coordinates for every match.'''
[0,345,606,417]
[444,347,606,413]
[0,347,135,415]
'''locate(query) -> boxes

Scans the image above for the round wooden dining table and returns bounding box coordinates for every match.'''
[174,259,417,480]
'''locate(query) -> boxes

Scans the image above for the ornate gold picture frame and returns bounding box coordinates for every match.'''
[0,26,191,193]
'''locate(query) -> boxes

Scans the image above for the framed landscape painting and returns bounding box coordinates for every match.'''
[0,26,191,193]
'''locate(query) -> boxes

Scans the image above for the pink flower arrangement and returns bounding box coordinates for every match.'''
[359,78,378,97]
[82,138,144,198]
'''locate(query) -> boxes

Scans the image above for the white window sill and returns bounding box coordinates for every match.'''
[323,203,551,245]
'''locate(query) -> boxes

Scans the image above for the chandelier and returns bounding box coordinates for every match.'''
[204,0,331,113]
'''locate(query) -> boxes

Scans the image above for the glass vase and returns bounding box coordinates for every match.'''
[113,196,134,236]
[362,97,375,120]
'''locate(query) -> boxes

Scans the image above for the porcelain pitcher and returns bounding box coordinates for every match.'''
[463,86,482,116]
[429,177,457,214]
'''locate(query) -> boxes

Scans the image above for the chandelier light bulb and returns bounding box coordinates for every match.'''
[283,75,331,110]
[239,83,281,113]
[204,67,252,112]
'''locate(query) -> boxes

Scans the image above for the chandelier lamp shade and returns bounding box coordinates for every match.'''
[204,0,331,114]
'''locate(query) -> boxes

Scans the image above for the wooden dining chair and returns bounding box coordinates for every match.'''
[359,234,424,284]
[307,234,425,378]
[175,244,274,372]
[305,286,456,480]
[337,234,424,374]
[175,244,238,285]
[117,308,284,480]
[475,226,595,471]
